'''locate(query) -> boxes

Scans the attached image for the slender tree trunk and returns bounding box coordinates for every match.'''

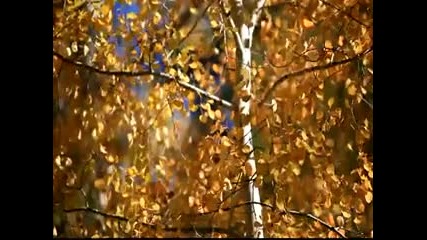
[232,0,266,237]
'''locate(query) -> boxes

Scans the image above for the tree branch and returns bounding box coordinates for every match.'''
[53,51,233,108]
[319,0,371,28]
[63,207,239,237]
[286,209,346,238]
[62,201,355,238]
[261,0,301,10]
[259,46,373,106]
[176,1,214,48]
[63,207,128,221]
[184,201,354,238]
[163,226,240,237]
[177,80,233,108]
[218,2,244,51]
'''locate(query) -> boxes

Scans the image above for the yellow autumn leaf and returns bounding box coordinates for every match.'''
[325,138,335,148]
[337,216,345,226]
[199,113,208,123]
[71,41,78,53]
[210,19,219,28]
[222,136,233,147]
[198,170,205,179]
[106,155,115,163]
[188,196,195,207]
[291,163,301,176]
[276,197,285,211]
[325,196,331,209]
[171,98,183,110]
[211,180,221,192]
[337,36,344,47]
[347,142,353,151]
[83,45,89,56]
[127,166,137,176]
[66,47,72,56]
[342,210,351,218]
[302,18,314,28]
[325,40,333,49]
[189,103,199,112]
[215,109,222,120]
[326,164,334,175]
[242,145,252,154]
[153,12,162,25]
[168,68,177,76]
[200,102,210,110]
[155,128,162,142]
[139,197,145,208]
[316,110,324,120]
[327,97,335,108]
[152,203,160,211]
[99,144,107,154]
[212,63,221,73]
[193,69,202,81]
[301,130,308,141]
[189,61,199,69]
[267,99,276,113]
[208,108,215,120]
[154,42,163,53]
[101,4,110,16]
[127,12,137,20]
[94,178,106,190]
[365,191,373,203]
[347,84,357,96]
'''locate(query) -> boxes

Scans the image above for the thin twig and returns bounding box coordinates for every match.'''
[319,0,371,28]
[62,198,356,238]
[287,209,347,238]
[259,46,373,106]
[176,1,214,48]
[218,1,244,51]
[53,51,233,108]
[361,96,373,110]
[185,201,349,238]
[177,80,233,108]
[63,207,128,221]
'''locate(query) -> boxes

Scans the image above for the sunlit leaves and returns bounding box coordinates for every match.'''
[365,191,373,204]
[302,18,315,28]
[327,97,334,108]
[53,0,373,237]
[171,98,183,110]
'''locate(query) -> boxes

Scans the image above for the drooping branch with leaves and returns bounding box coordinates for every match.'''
[53,0,373,238]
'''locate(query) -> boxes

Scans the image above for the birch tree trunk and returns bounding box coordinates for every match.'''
[231,0,266,237]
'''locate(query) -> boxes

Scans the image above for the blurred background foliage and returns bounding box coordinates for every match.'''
[53,0,372,237]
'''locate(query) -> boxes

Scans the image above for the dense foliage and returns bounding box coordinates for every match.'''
[53,0,373,238]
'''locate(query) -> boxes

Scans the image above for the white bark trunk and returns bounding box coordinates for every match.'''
[234,0,266,237]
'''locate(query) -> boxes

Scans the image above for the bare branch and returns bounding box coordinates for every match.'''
[177,80,233,108]
[53,51,233,108]
[185,201,350,238]
[164,226,240,237]
[218,2,244,51]
[63,207,128,221]
[261,0,302,10]
[319,0,371,28]
[259,46,373,106]
[361,96,373,110]
[53,51,159,77]
[286,209,347,238]
[176,1,215,48]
